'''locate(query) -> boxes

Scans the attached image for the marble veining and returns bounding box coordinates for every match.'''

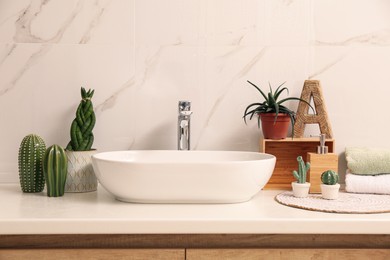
[213,46,267,118]
[96,77,135,112]
[309,51,350,79]
[0,44,51,96]
[0,44,17,67]
[211,25,257,46]
[2,0,390,182]
[283,0,294,6]
[193,47,268,150]
[316,29,390,46]
[6,0,118,44]
[135,45,168,89]
[14,1,82,43]
[78,1,110,44]
[209,46,268,125]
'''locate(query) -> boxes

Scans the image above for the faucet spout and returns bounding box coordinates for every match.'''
[178,101,192,150]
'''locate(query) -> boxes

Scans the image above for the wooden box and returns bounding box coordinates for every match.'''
[261,138,335,190]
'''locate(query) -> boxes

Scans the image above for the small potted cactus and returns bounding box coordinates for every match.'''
[320,170,340,200]
[43,144,68,197]
[65,87,97,193]
[291,156,311,198]
[18,134,46,193]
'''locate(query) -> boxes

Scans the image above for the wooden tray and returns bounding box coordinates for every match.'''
[261,138,335,190]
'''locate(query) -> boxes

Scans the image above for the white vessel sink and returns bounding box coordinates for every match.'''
[92,150,276,203]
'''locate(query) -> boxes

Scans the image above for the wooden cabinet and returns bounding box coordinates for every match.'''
[0,249,184,260]
[2,248,390,260]
[186,249,390,260]
[1,234,390,260]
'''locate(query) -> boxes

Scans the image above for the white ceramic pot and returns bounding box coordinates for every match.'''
[65,150,97,192]
[321,183,340,200]
[291,182,310,198]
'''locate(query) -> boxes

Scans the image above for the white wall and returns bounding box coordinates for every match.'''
[1,0,390,182]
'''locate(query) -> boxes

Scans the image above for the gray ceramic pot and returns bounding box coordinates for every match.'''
[65,150,97,192]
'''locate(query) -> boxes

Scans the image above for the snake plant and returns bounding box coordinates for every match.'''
[66,87,95,151]
[243,80,313,136]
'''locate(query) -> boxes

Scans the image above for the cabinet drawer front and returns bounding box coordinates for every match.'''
[187,249,390,260]
[0,249,184,260]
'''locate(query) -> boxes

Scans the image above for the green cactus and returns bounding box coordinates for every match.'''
[292,156,310,184]
[18,134,46,193]
[43,144,68,197]
[321,170,339,185]
[66,87,95,151]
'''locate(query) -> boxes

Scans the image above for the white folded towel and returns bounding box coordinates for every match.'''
[345,170,390,195]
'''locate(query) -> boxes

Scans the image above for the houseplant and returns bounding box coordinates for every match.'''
[18,134,46,193]
[320,170,340,200]
[243,80,313,139]
[43,144,68,197]
[291,156,310,198]
[65,87,97,192]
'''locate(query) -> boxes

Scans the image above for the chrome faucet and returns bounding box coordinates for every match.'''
[178,101,192,150]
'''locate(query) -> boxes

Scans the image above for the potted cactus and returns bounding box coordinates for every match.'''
[291,156,311,198]
[43,144,68,197]
[65,87,97,192]
[320,170,340,200]
[18,134,46,193]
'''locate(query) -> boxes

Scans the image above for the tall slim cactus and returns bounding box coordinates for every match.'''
[66,87,95,151]
[321,170,339,185]
[43,144,68,197]
[292,156,310,184]
[18,134,46,192]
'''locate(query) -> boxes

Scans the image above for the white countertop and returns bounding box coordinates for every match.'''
[1,184,390,235]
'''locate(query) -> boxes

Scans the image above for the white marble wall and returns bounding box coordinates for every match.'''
[1,0,390,182]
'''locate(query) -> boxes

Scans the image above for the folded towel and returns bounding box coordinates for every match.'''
[345,147,390,175]
[345,171,390,195]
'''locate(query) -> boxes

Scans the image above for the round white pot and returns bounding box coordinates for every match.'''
[65,150,97,193]
[321,183,340,200]
[291,182,310,198]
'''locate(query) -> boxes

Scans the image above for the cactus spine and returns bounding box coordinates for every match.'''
[321,170,339,185]
[18,134,46,192]
[43,145,68,197]
[292,156,310,184]
[66,87,95,151]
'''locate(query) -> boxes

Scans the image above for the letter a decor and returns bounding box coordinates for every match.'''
[293,80,333,138]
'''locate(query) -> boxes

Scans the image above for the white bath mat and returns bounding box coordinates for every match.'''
[275,191,390,214]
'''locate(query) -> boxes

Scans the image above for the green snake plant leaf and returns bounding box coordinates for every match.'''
[66,87,96,151]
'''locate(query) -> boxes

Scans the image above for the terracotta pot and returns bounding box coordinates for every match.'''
[259,113,290,139]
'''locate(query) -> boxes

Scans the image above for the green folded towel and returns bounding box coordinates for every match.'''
[346,147,390,175]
